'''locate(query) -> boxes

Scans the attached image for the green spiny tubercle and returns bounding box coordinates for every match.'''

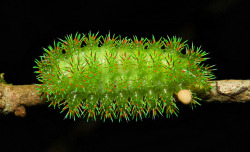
[34,32,215,121]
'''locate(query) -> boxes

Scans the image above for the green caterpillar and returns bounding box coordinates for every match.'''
[34,32,215,121]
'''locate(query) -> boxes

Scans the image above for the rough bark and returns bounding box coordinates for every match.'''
[204,80,250,103]
[0,83,47,117]
[0,80,250,117]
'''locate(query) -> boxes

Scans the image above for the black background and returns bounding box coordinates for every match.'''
[1,0,250,151]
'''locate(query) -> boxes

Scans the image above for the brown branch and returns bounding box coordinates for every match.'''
[0,83,47,117]
[203,80,250,103]
[0,80,250,117]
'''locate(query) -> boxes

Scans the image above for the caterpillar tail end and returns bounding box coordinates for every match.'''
[177,89,192,105]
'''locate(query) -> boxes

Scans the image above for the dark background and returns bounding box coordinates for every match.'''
[1,0,250,151]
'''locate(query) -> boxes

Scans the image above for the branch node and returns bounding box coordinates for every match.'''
[14,105,26,117]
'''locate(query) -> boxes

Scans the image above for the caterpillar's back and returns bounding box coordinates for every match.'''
[34,32,215,121]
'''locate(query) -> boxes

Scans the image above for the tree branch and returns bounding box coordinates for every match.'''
[0,79,250,117]
[203,80,250,103]
[0,83,47,117]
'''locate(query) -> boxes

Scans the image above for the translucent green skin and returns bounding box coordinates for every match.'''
[34,33,215,121]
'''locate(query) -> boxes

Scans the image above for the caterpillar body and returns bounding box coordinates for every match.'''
[34,32,215,121]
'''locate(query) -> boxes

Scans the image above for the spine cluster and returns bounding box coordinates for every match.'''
[34,32,215,121]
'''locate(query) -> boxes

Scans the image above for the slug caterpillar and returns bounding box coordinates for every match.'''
[34,32,215,121]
